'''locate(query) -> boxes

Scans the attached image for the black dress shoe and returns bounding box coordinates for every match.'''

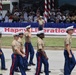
[28,64,31,66]
[48,71,51,73]
[40,71,43,73]
[14,69,20,72]
[31,63,35,66]
[25,68,31,71]
[1,68,7,70]
[44,71,51,73]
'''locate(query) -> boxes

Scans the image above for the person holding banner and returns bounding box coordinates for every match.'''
[37,16,45,30]
[64,26,76,75]
[24,25,35,66]
[35,30,49,75]
[10,33,26,75]
[0,31,7,70]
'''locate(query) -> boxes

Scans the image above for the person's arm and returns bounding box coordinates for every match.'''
[65,37,72,58]
[15,49,25,57]
[38,42,48,59]
[0,52,2,55]
[41,50,48,60]
[21,49,25,55]
[66,44,72,58]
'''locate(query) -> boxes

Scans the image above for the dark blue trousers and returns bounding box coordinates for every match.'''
[38,25,43,30]
[10,54,26,75]
[0,49,6,69]
[35,52,49,75]
[64,50,76,75]
[25,42,34,64]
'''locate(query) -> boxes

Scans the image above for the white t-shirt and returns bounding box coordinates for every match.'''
[28,15,33,22]
[14,12,20,16]
[0,15,3,20]
[4,16,9,22]
[24,12,28,21]
[34,16,37,23]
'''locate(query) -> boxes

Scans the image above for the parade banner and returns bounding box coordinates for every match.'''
[0,27,76,35]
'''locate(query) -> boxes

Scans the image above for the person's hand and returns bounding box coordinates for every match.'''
[0,52,2,55]
[72,51,74,54]
[46,57,48,60]
[22,54,26,58]
[69,54,72,58]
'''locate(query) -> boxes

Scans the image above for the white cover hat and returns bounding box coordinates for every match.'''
[13,33,19,36]
[37,30,44,35]
[66,26,74,32]
[26,25,31,29]
[18,31,24,35]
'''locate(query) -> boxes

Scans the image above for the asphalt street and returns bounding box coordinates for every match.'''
[0,49,76,75]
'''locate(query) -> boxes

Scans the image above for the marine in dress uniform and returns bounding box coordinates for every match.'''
[24,25,35,66]
[37,16,45,30]
[0,32,7,70]
[64,26,76,75]
[35,30,49,75]
[10,33,26,75]
[18,32,30,71]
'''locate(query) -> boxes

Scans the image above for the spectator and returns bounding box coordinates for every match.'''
[24,10,28,22]
[12,14,19,22]
[50,13,56,23]
[34,15,37,23]
[0,13,3,23]
[66,15,71,23]
[4,14,9,23]
[28,12,33,22]
[14,9,20,16]
[60,14,66,23]
[9,14,13,22]
[19,15,25,23]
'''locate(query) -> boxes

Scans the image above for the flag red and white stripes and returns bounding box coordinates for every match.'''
[48,0,51,18]
[52,0,54,10]
[44,0,48,22]
[0,0,2,11]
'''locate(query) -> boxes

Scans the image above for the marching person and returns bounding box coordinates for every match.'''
[10,33,26,75]
[37,16,45,30]
[0,32,7,70]
[35,30,49,75]
[18,31,30,71]
[64,26,76,75]
[24,25,35,66]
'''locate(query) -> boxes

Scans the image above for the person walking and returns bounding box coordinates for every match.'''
[10,33,26,75]
[0,31,7,70]
[24,25,35,66]
[35,30,49,75]
[64,26,76,75]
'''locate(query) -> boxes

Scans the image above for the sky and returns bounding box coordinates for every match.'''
[59,0,76,7]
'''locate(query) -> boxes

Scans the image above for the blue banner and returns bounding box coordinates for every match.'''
[0,23,76,28]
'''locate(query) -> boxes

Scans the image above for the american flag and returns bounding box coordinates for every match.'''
[0,0,2,11]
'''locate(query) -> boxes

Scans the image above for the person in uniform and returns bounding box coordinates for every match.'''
[35,30,49,75]
[37,16,45,30]
[0,32,7,70]
[10,33,26,75]
[24,25,35,66]
[18,31,30,71]
[64,26,76,75]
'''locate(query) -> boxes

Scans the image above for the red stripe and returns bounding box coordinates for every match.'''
[36,55,41,75]
[10,55,16,75]
[25,43,28,58]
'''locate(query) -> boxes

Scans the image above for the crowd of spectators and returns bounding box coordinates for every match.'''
[0,6,76,23]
